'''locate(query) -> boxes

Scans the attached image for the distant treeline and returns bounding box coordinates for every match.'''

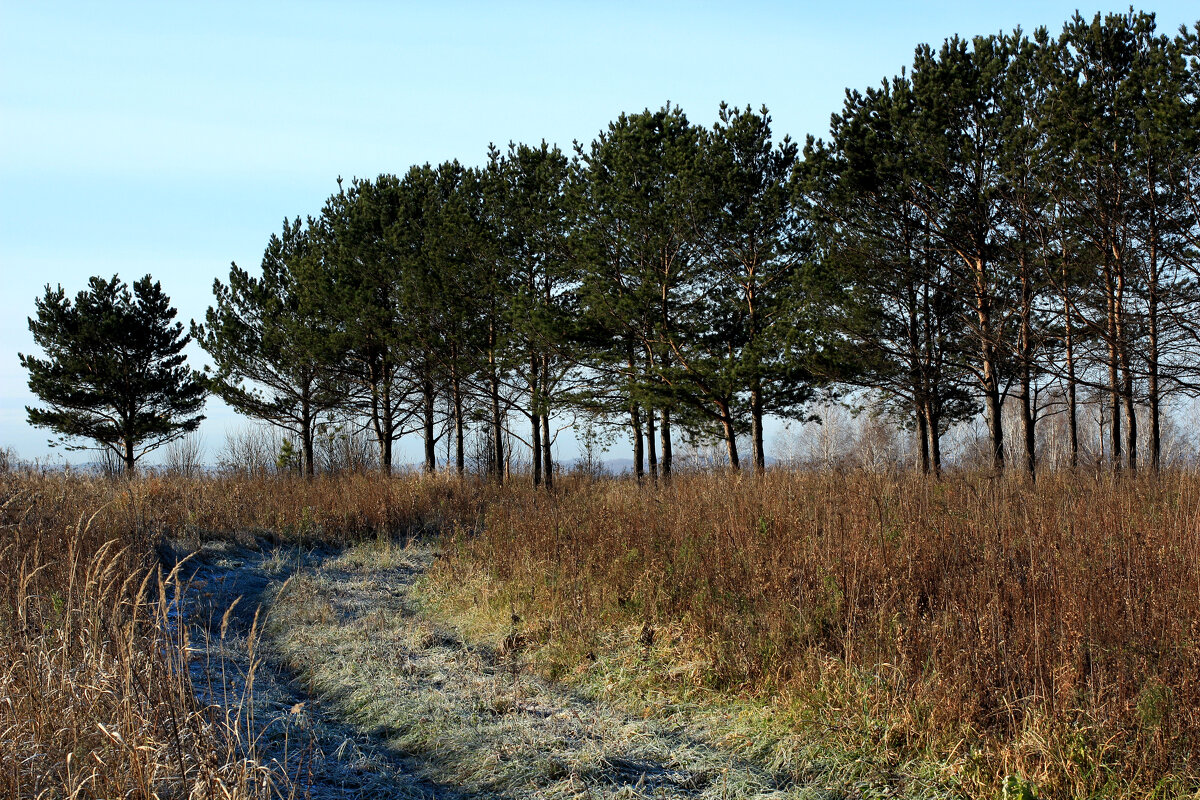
[195,10,1200,480]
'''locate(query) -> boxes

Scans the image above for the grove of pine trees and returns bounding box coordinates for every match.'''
[197,11,1200,481]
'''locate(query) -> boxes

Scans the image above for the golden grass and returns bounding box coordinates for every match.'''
[0,470,486,798]
[0,490,273,798]
[5,467,1200,797]
[425,470,1200,797]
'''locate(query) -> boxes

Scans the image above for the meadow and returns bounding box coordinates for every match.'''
[3,466,1199,798]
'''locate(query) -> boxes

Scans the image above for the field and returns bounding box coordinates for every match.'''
[3,468,1199,798]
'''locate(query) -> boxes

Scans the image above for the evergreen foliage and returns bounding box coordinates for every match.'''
[20,275,206,474]
[195,217,338,477]
[175,8,1200,480]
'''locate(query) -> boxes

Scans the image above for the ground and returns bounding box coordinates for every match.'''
[175,536,948,799]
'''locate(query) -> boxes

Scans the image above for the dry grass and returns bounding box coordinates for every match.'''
[265,540,820,799]
[0,470,484,799]
[0,487,275,798]
[6,467,1200,797]
[425,470,1200,797]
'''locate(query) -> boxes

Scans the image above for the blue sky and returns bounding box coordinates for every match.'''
[3,2,1198,465]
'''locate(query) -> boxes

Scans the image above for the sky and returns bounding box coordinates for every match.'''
[3,1,1198,466]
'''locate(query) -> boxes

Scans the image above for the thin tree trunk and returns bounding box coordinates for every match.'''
[716,399,740,471]
[928,401,943,476]
[1063,284,1079,469]
[750,381,766,473]
[1106,273,1123,471]
[973,256,1004,473]
[1122,361,1137,472]
[659,408,672,479]
[530,353,541,487]
[1147,188,1162,472]
[1020,373,1035,480]
[1108,356,1122,472]
[300,390,315,478]
[1149,346,1161,471]
[646,406,658,481]
[378,407,394,477]
[541,412,553,489]
[630,403,644,483]
[1115,259,1137,472]
[490,372,504,484]
[916,401,930,475]
[452,367,465,476]
[423,375,436,473]
[1018,246,1036,480]
[488,318,504,483]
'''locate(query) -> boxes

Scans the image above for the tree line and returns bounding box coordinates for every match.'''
[195,102,824,483]
[22,10,1200,479]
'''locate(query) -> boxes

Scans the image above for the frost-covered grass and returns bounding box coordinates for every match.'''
[264,538,963,799]
[422,472,1200,798]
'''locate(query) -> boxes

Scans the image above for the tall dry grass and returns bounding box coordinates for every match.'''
[8,467,1200,795]
[0,470,486,798]
[0,488,270,797]
[430,470,1200,795]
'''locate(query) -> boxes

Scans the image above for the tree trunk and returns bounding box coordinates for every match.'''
[376,408,393,478]
[1018,247,1036,480]
[1107,288,1123,472]
[530,353,541,487]
[984,380,1003,473]
[488,319,504,483]
[916,401,930,475]
[1064,297,1079,469]
[540,343,554,489]
[630,403,644,483]
[750,381,766,473]
[1149,354,1161,472]
[490,372,504,484]
[371,361,394,477]
[659,408,672,479]
[1147,196,1162,472]
[541,412,553,489]
[123,437,136,475]
[422,376,436,473]
[300,390,315,478]
[646,407,658,481]
[973,256,1003,473]
[1122,361,1137,472]
[716,399,740,471]
[378,433,392,477]
[1116,267,1137,473]
[452,367,465,476]
[1020,372,1035,481]
[928,401,943,476]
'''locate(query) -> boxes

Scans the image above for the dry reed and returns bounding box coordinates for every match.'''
[0,470,483,798]
[7,467,1200,796]
[429,470,1200,796]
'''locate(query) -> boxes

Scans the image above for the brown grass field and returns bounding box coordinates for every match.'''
[2,467,1199,798]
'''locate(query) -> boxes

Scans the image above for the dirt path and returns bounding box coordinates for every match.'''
[175,538,466,799]
[175,538,824,799]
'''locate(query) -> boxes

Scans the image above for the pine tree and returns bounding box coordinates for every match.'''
[573,106,711,476]
[800,78,976,474]
[20,275,206,474]
[491,141,576,487]
[315,175,418,475]
[195,217,339,477]
[695,103,819,472]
